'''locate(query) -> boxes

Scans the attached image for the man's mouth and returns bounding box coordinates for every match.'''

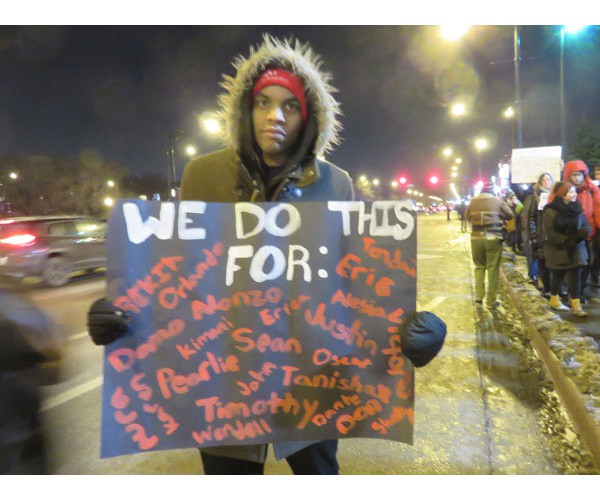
[263,128,285,140]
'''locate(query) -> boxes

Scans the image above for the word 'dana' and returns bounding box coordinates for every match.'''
[121,200,416,244]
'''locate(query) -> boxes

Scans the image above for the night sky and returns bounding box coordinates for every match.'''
[2,24,600,191]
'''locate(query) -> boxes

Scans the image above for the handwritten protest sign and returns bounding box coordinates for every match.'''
[510,146,562,183]
[101,200,417,458]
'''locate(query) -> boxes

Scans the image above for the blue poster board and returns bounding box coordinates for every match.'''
[101,200,417,458]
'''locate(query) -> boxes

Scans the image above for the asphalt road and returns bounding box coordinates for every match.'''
[24,212,565,475]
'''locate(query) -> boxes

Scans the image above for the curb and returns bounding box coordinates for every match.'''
[500,263,600,470]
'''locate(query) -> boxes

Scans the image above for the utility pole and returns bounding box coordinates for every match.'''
[560,28,566,157]
[514,25,523,149]
[166,130,183,201]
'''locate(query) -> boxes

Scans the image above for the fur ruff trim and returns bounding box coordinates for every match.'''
[217,34,342,156]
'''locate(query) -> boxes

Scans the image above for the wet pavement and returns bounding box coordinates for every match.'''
[264,212,563,474]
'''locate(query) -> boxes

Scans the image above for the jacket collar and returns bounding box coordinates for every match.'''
[296,159,320,188]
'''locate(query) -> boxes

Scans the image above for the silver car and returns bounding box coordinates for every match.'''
[0,216,107,286]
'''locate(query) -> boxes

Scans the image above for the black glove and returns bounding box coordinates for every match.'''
[400,311,447,368]
[87,298,130,346]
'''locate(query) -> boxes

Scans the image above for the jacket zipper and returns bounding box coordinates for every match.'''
[271,178,291,201]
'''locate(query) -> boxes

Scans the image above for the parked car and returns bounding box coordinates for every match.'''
[0,216,107,286]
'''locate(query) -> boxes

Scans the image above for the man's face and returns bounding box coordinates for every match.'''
[252,85,303,167]
[570,171,585,186]
[595,170,600,181]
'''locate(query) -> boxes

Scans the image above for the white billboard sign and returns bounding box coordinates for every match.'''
[510,146,562,184]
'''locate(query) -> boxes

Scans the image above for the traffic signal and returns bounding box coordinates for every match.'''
[429,175,439,186]
[399,176,408,186]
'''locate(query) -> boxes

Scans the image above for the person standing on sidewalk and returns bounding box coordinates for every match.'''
[504,191,523,254]
[522,172,554,295]
[543,182,591,317]
[465,182,513,308]
[87,34,354,475]
[457,201,468,232]
[562,160,600,301]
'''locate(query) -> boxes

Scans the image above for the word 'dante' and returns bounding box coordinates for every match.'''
[101,200,417,458]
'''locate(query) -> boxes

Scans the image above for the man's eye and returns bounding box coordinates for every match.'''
[255,98,269,108]
[285,101,300,112]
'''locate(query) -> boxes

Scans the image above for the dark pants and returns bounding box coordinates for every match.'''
[591,236,600,284]
[538,258,551,293]
[200,440,339,475]
[550,267,582,299]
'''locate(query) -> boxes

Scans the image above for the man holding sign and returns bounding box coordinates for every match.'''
[178,35,354,474]
[88,35,447,475]
[91,35,354,474]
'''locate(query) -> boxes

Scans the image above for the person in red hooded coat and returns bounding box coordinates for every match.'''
[562,160,600,300]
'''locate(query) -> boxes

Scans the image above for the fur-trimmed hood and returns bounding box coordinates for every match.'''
[217,34,342,158]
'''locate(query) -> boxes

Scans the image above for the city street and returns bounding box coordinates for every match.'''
[23,211,578,475]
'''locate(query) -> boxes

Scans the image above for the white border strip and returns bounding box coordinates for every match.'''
[41,376,103,412]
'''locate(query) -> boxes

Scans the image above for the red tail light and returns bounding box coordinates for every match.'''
[0,234,37,246]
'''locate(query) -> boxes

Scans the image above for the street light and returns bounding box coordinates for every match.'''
[474,138,488,151]
[0,171,19,202]
[450,102,467,118]
[440,25,471,42]
[199,112,223,137]
[201,117,222,136]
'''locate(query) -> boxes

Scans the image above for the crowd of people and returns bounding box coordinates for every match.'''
[463,160,600,318]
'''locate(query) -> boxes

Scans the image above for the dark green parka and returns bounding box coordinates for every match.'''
[179,35,353,464]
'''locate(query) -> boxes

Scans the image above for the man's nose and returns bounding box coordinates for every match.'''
[266,105,285,122]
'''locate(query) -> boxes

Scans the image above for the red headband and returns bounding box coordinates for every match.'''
[253,68,307,122]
